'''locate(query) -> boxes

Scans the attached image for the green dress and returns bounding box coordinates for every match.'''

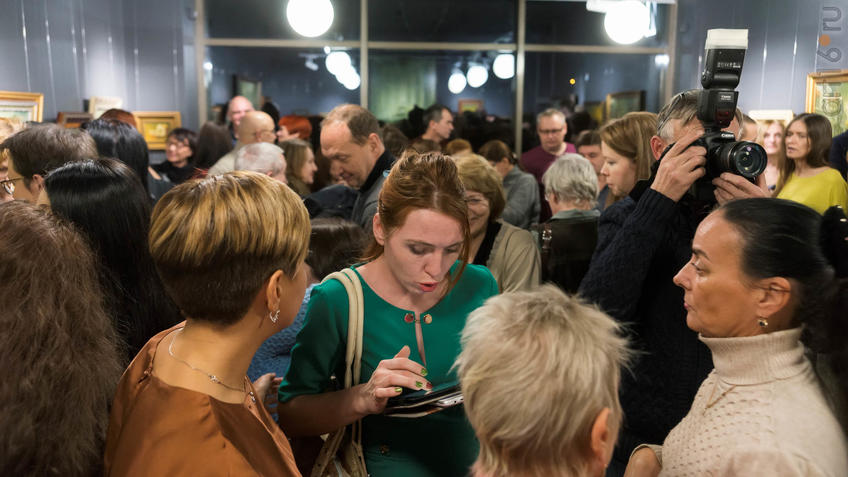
[279,263,498,477]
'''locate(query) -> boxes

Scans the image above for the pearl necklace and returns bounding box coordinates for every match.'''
[168,330,254,401]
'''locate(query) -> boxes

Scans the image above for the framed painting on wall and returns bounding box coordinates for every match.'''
[88,96,123,119]
[806,69,848,136]
[133,111,181,150]
[584,101,604,125]
[458,99,484,113]
[605,90,645,120]
[747,109,795,125]
[0,91,44,122]
[57,112,93,129]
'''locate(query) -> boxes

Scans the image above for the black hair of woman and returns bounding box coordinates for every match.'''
[44,158,181,362]
[81,118,151,192]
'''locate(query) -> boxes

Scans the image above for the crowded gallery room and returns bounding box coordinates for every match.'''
[1,0,848,475]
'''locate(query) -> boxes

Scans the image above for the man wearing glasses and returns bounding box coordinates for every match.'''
[521,108,577,221]
[0,124,97,203]
[208,111,277,176]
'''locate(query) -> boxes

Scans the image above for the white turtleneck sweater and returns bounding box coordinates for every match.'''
[656,328,848,476]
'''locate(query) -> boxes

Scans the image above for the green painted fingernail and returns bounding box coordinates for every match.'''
[415,381,423,388]
[421,368,428,377]
[394,387,403,393]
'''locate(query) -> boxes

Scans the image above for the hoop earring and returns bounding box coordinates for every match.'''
[757,317,768,328]
[269,309,280,324]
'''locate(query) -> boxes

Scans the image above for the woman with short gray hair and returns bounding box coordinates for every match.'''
[456,285,631,477]
[535,154,600,292]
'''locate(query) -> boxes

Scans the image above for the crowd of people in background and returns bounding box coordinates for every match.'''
[0,86,847,477]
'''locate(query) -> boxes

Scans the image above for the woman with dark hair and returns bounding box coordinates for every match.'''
[248,217,367,382]
[281,138,318,197]
[81,118,175,202]
[627,199,848,476]
[278,153,500,477]
[82,118,150,189]
[104,171,307,475]
[775,113,848,213]
[153,127,198,184]
[193,121,233,172]
[0,201,122,476]
[42,158,181,362]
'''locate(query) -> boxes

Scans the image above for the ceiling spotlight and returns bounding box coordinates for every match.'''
[342,72,361,90]
[492,53,515,80]
[448,70,467,94]
[325,51,351,75]
[466,64,489,88]
[604,0,649,45]
[334,63,359,90]
[286,0,334,38]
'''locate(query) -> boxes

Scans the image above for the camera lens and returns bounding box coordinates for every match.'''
[715,141,767,179]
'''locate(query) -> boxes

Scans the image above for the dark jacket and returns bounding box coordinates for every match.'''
[578,187,714,470]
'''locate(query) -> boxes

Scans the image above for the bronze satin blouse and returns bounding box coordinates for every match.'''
[103,324,301,476]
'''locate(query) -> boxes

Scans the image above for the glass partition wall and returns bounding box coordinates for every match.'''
[198,0,675,152]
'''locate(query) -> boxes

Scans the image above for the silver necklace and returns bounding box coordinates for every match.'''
[168,330,253,399]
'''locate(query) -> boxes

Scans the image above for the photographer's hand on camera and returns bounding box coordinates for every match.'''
[712,172,769,205]
[650,129,707,202]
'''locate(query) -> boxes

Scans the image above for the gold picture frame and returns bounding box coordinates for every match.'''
[605,90,645,120]
[805,69,848,136]
[57,111,93,129]
[88,96,123,119]
[133,111,182,150]
[0,91,44,122]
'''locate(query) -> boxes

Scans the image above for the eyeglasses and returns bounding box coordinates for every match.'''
[538,128,564,135]
[1,177,21,195]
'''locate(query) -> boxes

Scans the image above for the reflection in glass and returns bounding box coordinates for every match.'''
[369,0,516,43]
[523,52,665,150]
[205,0,359,40]
[526,1,668,47]
[205,47,359,121]
[370,50,515,150]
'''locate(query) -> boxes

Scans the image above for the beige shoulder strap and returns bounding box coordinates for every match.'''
[322,268,364,387]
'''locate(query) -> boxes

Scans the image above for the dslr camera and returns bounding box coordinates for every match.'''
[664,29,767,200]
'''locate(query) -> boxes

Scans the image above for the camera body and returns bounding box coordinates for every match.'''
[662,30,767,201]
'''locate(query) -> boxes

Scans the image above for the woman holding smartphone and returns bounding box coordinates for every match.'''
[277,153,499,477]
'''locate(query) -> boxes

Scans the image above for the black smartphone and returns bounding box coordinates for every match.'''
[385,381,460,409]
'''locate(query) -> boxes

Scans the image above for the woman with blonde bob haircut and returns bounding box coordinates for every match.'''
[456,285,631,477]
[599,112,658,205]
[104,171,309,476]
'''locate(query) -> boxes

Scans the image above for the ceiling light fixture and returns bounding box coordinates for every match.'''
[466,64,489,88]
[492,53,515,80]
[286,0,334,38]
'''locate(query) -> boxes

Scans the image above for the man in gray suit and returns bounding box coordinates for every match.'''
[320,104,395,230]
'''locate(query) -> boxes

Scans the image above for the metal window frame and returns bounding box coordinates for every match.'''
[195,0,677,150]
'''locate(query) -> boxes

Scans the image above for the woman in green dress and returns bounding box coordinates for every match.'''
[277,152,499,477]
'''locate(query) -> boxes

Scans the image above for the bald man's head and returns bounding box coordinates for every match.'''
[227,96,255,129]
[237,111,276,145]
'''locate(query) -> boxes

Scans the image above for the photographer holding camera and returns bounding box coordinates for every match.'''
[579,30,770,476]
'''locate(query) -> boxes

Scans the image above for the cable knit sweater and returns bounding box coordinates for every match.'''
[657,328,848,476]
